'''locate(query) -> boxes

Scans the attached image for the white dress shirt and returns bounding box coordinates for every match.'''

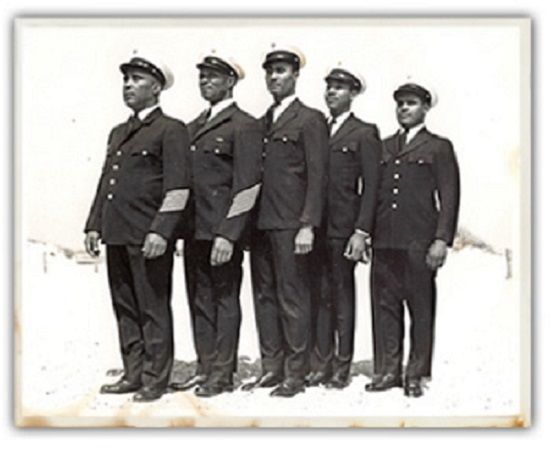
[136,103,160,120]
[328,110,352,136]
[272,94,297,123]
[208,97,236,121]
[401,123,426,143]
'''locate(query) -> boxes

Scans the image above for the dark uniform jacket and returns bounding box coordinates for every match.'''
[85,107,190,245]
[373,127,460,250]
[326,114,382,239]
[257,98,329,230]
[188,102,263,242]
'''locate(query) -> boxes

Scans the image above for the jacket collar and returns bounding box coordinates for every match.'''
[113,107,163,149]
[386,127,431,156]
[330,113,361,146]
[266,98,301,135]
[193,102,238,141]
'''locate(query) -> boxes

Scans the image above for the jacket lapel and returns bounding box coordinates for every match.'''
[112,107,162,149]
[193,103,237,141]
[398,127,430,156]
[268,98,300,135]
[384,131,401,158]
[329,114,361,147]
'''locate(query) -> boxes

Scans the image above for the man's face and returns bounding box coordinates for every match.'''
[395,93,430,129]
[122,69,161,112]
[199,68,234,104]
[324,80,356,116]
[264,62,298,101]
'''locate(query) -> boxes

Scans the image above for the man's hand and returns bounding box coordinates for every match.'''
[142,232,168,259]
[84,231,101,257]
[210,236,234,266]
[344,232,369,263]
[295,225,314,254]
[426,239,448,270]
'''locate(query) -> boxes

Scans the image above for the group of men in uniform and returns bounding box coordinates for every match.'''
[84,46,460,402]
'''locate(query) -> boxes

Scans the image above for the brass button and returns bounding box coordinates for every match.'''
[214,148,220,154]
[393,188,399,194]
[107,193,114,200]
[391,203,397,209]
[282,136,288,143]
[112,164,119,171]
[116,150,122,156]
[394,173,400,180]
[141,150,148,156]
[342,146,348,153]
[109,178,116,186]
[263,137,269,144]
[190,145,196,152]
[395,159,401,165]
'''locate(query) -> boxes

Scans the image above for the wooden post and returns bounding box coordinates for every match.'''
[42,251,47,274]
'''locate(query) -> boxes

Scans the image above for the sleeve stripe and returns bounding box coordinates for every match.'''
[159,189,190,212]
[227,183,261,219]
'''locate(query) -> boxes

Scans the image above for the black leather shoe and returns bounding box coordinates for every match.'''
[241,371,283,391]
[195,382,234,397]
[133,387,164,402]
[325,374,349,389]
[305,371,331,387]
[100,379,141,394]
[364,374,402,392]
[404,378,424,398]
[170,374,208,392]
[269,379,305,398]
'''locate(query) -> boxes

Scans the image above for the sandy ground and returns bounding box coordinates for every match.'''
[16,241,523,427]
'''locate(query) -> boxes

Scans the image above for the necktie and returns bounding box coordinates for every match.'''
[265,100,281,131]
[328,116,337,136]
[204,108,212,122]
[127,114,142,134]
[398,129,408,152]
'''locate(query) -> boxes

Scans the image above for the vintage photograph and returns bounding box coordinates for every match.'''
[14,17,531,427]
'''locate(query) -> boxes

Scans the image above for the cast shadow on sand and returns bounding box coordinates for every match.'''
[106,358,375,386]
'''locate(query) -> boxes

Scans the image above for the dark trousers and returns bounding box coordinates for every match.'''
[370,248,437,379]
[106,244,175,391]
[183,239,243,383]
[310,237,356,378]
[250,229,311,382]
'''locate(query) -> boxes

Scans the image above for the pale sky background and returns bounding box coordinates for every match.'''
[16,18,528,253]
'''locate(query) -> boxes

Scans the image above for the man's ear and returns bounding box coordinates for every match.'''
[227,74,237,89]
[151,80,162,96]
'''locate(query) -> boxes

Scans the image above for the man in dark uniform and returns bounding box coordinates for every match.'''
[308,65,382,389]
[170,54,263,397]
[84,55,190,402]
[242,46,329,397]
[366,82,460,397]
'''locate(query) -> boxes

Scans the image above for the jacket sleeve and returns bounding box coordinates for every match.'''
[214,118,263,242]
[149,120,192,240]
[434,139,460,245]
[84,129,115,233]
[354,125,383,235]
[300,112,329,227]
